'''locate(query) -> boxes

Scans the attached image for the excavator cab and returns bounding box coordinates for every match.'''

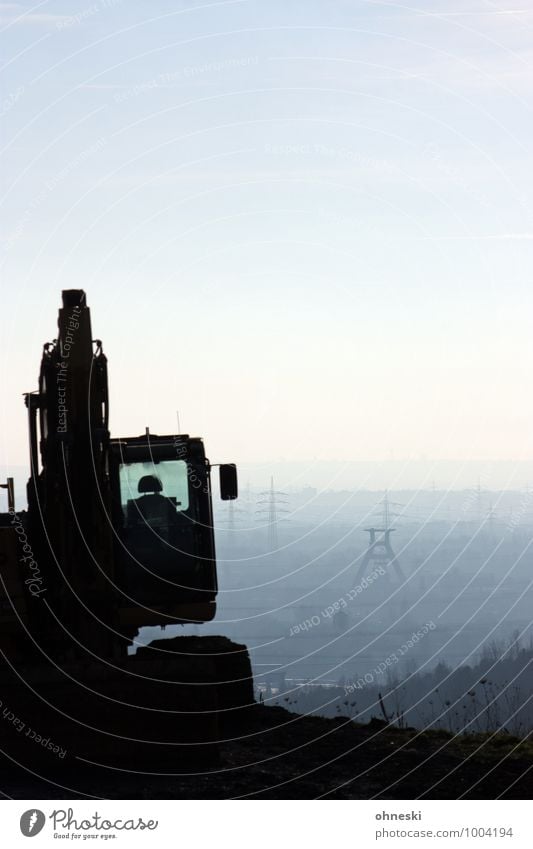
[110,434,237,626]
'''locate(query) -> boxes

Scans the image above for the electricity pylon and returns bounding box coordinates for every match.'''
[256,476,289,549]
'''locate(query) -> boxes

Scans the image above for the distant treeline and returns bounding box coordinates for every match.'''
[264,635,533,737]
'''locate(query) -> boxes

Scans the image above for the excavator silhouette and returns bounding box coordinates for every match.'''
[0,290,253,770]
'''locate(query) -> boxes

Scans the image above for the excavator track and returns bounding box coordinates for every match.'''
[0,636,254,775]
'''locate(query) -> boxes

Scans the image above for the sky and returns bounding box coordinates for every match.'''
[1,0,533,490]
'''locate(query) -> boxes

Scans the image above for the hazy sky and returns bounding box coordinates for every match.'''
[1,0,532,480]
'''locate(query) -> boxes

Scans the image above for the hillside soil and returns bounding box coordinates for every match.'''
[0,706,531,799]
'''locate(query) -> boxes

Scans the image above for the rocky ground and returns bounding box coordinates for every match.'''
[0,706,531,799]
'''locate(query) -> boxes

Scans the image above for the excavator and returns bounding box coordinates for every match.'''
[0,290,253,772]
